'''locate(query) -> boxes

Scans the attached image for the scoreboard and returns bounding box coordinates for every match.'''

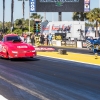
[30,0,90,12]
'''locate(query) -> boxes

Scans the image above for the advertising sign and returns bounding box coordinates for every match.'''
[61,40,66,46]
[84,0,90,12]
[41,21,85,39]
[66,41,77,47]
[55,33,66,40]
[35,47,55,51]
[30,0,36,12]
[82,41,87,48]
[34,0,84,12]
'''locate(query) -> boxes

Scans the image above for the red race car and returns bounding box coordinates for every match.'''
[0,34,36,59]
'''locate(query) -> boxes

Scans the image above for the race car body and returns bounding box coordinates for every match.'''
[0,34,36,58]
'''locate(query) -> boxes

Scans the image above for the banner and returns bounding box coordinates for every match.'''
[82,41,87,48]
[84,0,90,12]
[51,24,72,33]
[42,25,50,32]
[30,0,36,12]
[66,41,77,47]
[55,33,66,40]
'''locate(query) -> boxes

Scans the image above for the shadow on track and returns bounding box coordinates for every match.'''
[2,58,40,62]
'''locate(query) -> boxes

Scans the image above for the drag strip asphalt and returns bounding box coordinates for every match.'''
[0,56,100,100]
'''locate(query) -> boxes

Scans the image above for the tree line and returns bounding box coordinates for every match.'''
[73,8,100,37]
[1,0,100,37]
[0,13,43,35]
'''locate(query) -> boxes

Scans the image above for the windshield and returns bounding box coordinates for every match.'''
[6,36,21,41]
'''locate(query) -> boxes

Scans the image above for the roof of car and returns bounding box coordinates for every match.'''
[5,34,18,37]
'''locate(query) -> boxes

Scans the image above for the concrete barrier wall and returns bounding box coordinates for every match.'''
[52,40,87,48]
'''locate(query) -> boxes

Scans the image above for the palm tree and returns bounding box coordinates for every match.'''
[72,12,88,21]
[5,22,11,29]
[15,19,23,28]
[86,8,100,37]
[18,0,28,28]
[30,13,43,21]
[3,0,5,33]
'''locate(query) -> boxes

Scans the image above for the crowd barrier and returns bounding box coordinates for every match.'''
[52,40,87,48]
[33,34,87,49]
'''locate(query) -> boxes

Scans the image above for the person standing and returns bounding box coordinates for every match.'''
[27,35,31,43]
[23,33,27,42]
[20,34,24,42]
[40,34,45,45]
[31,34,35,45]
[0,33,3,41]
[48,33,52,46]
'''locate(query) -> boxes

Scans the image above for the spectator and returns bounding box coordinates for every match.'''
[23,33,27,42]
[27,35,31,43]
[20,34,24,42]
[48,33,52,46]
[30,34,35,45]
[0,33,3,41]
[47,34,49,45]
[40,34,45,45]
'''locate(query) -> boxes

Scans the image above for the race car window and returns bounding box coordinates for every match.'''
[6,36,21,41]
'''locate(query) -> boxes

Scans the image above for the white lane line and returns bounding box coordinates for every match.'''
[38,55,100,67]
[0,95,8,100]
[0,76,50,100]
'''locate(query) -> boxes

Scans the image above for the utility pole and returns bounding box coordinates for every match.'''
[58,12,62,21]
[22,0,25,20]
[3,0,5,33]
[44,12,46,21]
[11,0,14,32]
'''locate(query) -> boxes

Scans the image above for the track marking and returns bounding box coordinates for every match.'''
[0,95,8,100]
[0,76,50,100]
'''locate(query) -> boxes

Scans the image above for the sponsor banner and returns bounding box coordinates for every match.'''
[82,41,87,48]
[42,25,50,31]
[51,24,71,33]
[30,0,36,12]
[61,40,66,46]
[35,47,55,51]
[55,33,66,40]
[66,41,77,47]
[52,40,57,46]
[84,0,90,12]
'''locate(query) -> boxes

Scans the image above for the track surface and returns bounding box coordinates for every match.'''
[0,54,100,100]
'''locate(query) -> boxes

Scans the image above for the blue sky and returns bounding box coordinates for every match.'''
[0,0,99,22]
